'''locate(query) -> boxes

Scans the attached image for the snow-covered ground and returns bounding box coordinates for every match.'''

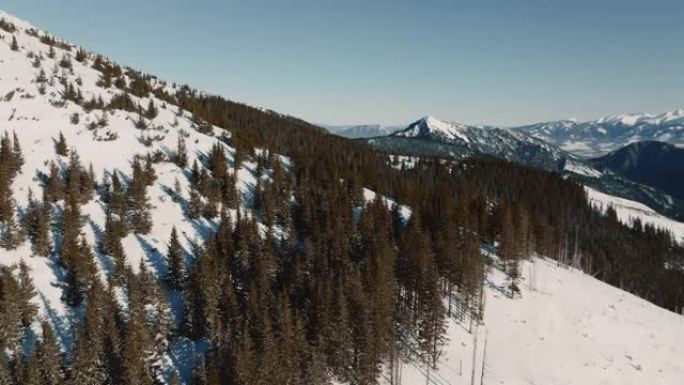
[3,9,684,385]
[379,257,684,385]
[585,186,684,242]
[0,10,409,367]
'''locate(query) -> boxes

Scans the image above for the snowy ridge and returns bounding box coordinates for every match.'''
[585,187,684,243]
[0,9,409,375]
[516,108,684,158]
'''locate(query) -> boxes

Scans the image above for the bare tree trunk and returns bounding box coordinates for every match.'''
[470,324,478,385]
[480,329,488,385]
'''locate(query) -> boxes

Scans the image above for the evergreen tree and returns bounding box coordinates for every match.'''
[127,159,152,234]
[22,350,42,385]
[110,172,128,237]
[17,260,38,327]
[166,226,186,290]
[11,132,23,172]
[145,99,158,120]
[0,267,24,352]
[55,132,68,156]
[36,321,64,385]
[174,136,188,168]
[187,186,202,220]
[10,35,18,51]
[44,162,65,202]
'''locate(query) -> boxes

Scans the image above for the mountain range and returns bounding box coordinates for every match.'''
[319,123,403,139]
[360,116,684,221]
[589,141,684,201]
[514,110,684,158]
[327,108,684,157]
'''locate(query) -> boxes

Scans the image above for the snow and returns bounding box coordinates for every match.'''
[0,11,413,371]
[3,9,684,385]
[396,116,472,143]
[564,161,603,178]
[360,187,412,220]
[364,257,684,385]
[585,187,684,243]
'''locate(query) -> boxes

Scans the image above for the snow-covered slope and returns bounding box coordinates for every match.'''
[585,186,684,243]
[0,9,412,361]
[516,109,684,158]
[373,257,684,385]
[0,14,277,367]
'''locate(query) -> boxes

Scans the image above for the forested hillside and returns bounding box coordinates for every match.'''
[0,10,682,385]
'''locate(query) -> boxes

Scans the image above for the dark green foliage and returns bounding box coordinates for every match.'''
[36,321,64,385]
[0,18,17,33]
[127,158,152,234]
[173,136,188,168]
[55,132,68,156]
[0,265,36,353]
[187,186,202,220]
[145,99,158,119]
[107,92,136,112]
[75,47,88,63]
[10,35,18,51]
[166,227,185,290]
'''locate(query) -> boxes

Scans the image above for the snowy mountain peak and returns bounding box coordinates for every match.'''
[517,108,684,157]
[394,115,471,142]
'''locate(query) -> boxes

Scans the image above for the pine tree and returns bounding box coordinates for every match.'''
[127,159,152,234]
[55,132,68,156]
[0,267,23,352]
[22,349,42,385]
[174,136,188,168]
[36,321,64,385]
[187,186,202,220]
[145,99,158,120]
[122,273,155,385]
[110,172,128,237]
[173,178,182,202]
[12,132,23,172]
[166,226,186,290]
[102,208,127,282]
[10,35,18,51]
[143,155,156,186]
[1,208,22,250]
[44,162,65,203]
[17,260,38,327]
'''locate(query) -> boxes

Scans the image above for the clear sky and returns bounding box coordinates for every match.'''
[3,0,684,126]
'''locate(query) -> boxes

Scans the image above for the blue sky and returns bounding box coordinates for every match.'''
[3,0,684,126]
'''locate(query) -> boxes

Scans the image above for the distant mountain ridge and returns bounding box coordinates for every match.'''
[589,141,684,201]
[515,109,684,158]
[363,116,684,221]
[320,123,403,138]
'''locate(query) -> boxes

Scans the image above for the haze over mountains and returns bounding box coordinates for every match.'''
[326,107,684,157]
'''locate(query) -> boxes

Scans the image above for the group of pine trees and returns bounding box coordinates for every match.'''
[0,29,681,384]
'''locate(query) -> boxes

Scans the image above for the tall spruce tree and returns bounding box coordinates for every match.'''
[166,226,186,290]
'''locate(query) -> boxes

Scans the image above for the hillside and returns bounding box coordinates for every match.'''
[0,9,683,385]
[369,256,684,385]
[589,141,684,201]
